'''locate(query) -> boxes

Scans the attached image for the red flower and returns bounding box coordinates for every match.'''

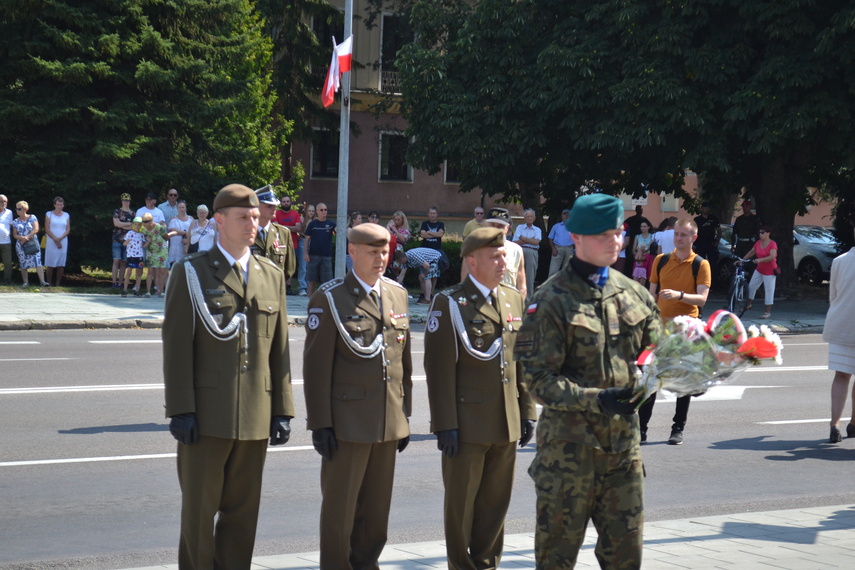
[736,337,779,360]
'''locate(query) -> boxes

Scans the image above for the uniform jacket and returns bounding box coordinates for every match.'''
[424,277,537,444]
[303,272,412,443]
[514,266,661,453]
[253,222,297,280]
[162,246,295,440]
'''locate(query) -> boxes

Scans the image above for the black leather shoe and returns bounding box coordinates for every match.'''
[847,424,855,439]
[830,426,842,443]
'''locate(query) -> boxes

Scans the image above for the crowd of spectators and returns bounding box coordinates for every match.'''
[0,193,67,288]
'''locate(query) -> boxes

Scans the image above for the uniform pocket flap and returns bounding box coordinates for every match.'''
[333,384,366,401]
[619,303,652,326]
[255,298,279,314]
[568,310,602,334]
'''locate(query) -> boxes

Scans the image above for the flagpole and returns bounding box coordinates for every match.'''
[334,0,353,279]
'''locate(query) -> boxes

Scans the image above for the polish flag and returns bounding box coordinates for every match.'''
[321,36,353,107]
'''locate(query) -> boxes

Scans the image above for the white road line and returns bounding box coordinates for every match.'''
[0,341,40,345]
[0,445,316,468]
[0,376,430,395]
[88,340,163,344]
[0,358,73,362]
[758,418,830,425]
[782,343,827,346]
[744,366,827,372]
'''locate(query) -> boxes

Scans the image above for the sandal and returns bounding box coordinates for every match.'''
[759,313,771,319]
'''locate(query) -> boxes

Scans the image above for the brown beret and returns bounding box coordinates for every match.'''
[347,223,391,246]
[213,184,259,212]
[461,227,505,257]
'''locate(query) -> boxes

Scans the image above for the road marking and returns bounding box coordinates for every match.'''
[758,418,830,425]
[0,376,430,395]
[744,366,827,372]
[0,358,72,362]
[88,340,163,344]
[782,343,827,346]
[0,445,317,468]
[0,341,40,345]
[656,385,780,402]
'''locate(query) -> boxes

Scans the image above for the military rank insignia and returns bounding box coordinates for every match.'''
[396,331,406,344]
[457,297,468,306]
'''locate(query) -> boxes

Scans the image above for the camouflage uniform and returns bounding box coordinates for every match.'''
[514,265,660,569]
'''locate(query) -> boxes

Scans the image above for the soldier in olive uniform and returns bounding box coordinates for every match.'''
[252,185,297,280]
[303,223,412,570]
[514,194,661,570]
[163,184,295,570]
[424,227,538,570]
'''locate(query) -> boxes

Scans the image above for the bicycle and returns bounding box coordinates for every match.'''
[727,258,754,317]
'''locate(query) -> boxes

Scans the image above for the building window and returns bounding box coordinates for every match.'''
[380,14,412,93]
[444,160,462,184]
[312,130,339,179]
[311,13,344,77]
[379,132,412,182]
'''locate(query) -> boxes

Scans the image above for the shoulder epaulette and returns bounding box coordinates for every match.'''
[380,275,405,290]
[318,278,344,293]
[439,283,464,298]
[254,254,279,269]
[271,222,291,234]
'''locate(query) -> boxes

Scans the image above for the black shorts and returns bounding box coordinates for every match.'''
[127,257,145,269]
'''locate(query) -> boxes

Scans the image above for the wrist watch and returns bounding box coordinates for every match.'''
[679,291,684,300]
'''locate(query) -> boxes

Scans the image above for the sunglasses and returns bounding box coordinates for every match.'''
[168,194,178,197]
[318,208,328,211]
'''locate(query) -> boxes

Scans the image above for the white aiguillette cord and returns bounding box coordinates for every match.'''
[184,262,248,351]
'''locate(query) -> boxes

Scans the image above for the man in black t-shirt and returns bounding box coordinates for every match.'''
[693,201,721,287]
[624,205,651,276]
[732,199,761,258]
[419,206,445,251]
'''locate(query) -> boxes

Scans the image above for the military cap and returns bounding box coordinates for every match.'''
[254,184,277,205]
[213,184,259,212]
[486,207,511,226]
[461,227,505,257]
[120,193,131,201]
[566,194,624,235]
[141,213,153,223]
[347,223,391,246]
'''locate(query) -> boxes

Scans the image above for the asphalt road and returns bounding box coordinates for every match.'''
[1,330,853,569]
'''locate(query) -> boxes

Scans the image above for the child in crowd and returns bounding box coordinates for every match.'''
[122,217,146,297]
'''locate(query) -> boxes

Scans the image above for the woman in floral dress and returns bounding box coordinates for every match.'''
[11,200,49,287]
[141,213,169,297]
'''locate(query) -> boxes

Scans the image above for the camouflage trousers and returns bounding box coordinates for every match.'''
[528,440,644,569]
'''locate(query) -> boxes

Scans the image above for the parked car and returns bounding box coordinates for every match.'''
[713,224,840,287]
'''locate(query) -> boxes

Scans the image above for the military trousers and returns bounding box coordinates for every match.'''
[177,436,268,570]
[319,439,397,570]
[441,441,516,570]
[529,440,643,569]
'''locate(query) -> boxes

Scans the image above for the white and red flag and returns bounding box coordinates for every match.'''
[321,35,353,107]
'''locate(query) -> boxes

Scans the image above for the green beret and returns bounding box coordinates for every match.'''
[461,227,505,257]
[347,224,390,246]
[566,194,624,235]
[213,184,260,212]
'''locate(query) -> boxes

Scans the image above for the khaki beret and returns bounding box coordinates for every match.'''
[213,184,260,212]
[566,194,624,235]
[140,213,153,223]
[461,227,505,257]
[347,223,391,246]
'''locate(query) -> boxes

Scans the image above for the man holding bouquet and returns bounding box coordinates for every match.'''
[641,219,712,445]
[515,194,661,569]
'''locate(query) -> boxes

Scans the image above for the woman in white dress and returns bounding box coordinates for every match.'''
[166,200,192,267]
[825,239,855,443]
[187,204,217,253]
[44,196,70,286]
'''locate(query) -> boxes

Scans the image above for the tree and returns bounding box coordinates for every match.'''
[0,0,283,267]
[397,0,855,283]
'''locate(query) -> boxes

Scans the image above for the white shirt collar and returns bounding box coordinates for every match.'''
[353,272,381,296]
[468,274,495,303]
[216,242,252,280]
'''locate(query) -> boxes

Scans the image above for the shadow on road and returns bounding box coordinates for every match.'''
[58,422,169,434]
[710,435,855,461]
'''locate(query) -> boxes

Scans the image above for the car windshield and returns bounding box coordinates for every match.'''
[794,226,836,245]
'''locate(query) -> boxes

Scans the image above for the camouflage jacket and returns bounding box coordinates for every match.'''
[514,266,661,452]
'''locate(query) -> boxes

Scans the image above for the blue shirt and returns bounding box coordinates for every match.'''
[306,219,336,256]
[548,222,574,247]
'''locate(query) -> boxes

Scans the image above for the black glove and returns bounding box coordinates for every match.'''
[312,428,338,461]
[269,416,291,446]
[436,429,459,458]
[397,435,410,453]
[597,387,637,416]
[519,420,536,447]
[169,413,198,445]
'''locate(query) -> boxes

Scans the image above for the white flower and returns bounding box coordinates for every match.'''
[747,325,760,338]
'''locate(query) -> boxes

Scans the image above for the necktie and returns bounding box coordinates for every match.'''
[369,289,380,310]
[492,290,501,313]
[259,228,266,243]
[233,261,244,284]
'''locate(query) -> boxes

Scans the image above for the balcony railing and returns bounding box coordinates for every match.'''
[381,70,400,93]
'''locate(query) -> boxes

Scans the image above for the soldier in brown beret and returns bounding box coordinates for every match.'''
[424,227,537,570]
[303,222,413,569]
[163,183,294,569]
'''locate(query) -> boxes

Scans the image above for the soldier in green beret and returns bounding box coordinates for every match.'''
[514,193,661,569]
[425,227,538,570]
[163,183,295,569]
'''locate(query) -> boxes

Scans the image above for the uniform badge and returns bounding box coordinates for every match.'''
[474,337,485,348]
[457,297,468,306]
[427,316,440,333]
[507,313,522,322]
[396,331,406,344]
[527,303,538,314]
[307,314,320,330]
[273,237,281,251]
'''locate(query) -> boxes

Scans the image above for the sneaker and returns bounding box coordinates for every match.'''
[121,291,128,298]
[298,290,308,296]
[668,429,684,445]
[134,291,141,297]
[416,298,431,305]
[286,288,295,296]
[144,292,151,298]
[640,430,647,443]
